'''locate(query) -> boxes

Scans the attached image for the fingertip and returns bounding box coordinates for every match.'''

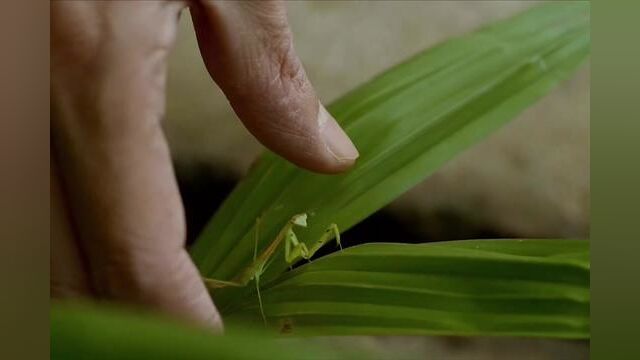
[318,103,359,165]
[316,103,360,174]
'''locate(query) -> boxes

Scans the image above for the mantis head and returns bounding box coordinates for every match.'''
[290,213,308,227]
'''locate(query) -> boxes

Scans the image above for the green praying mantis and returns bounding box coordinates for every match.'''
[202,213,342,324]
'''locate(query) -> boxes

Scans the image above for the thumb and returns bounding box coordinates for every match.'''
[51,1,222,329]
[190,1,359,174]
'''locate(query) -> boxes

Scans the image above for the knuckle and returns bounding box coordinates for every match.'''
[97,245,178,303]
[270,38,308,94]
[236,3,309,97]
[98,246,158,300]
[240,0,288,24]
[238,38,312,122]
[86,205,187,300]
[95,247,208,317]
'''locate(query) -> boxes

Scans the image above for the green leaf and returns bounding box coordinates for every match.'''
[228,240,590,339]
[51,304,378,360]
[190,2,590,314]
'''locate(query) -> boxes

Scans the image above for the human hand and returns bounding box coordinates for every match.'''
[51,0,358,330]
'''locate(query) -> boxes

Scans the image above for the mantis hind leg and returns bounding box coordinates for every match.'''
[254,273,267,326]
[202,278,245,289]
[253,216,268,326]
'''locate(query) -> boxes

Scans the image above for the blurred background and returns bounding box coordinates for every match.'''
[165,1,589,359]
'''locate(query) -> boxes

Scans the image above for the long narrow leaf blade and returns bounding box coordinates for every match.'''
[228,240,590,339]
[191,2,590,311]
[51,304,377,360]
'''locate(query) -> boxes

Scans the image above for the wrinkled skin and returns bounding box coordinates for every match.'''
[51,0,358,330]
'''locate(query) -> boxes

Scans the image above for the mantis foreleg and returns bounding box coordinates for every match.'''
[284,227,309,263]
[307,223,342,257]
[284,223,341,264]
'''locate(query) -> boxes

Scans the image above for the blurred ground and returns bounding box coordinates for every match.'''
[167,1,589,359]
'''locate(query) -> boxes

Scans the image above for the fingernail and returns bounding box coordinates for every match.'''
[318,103,359,162]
